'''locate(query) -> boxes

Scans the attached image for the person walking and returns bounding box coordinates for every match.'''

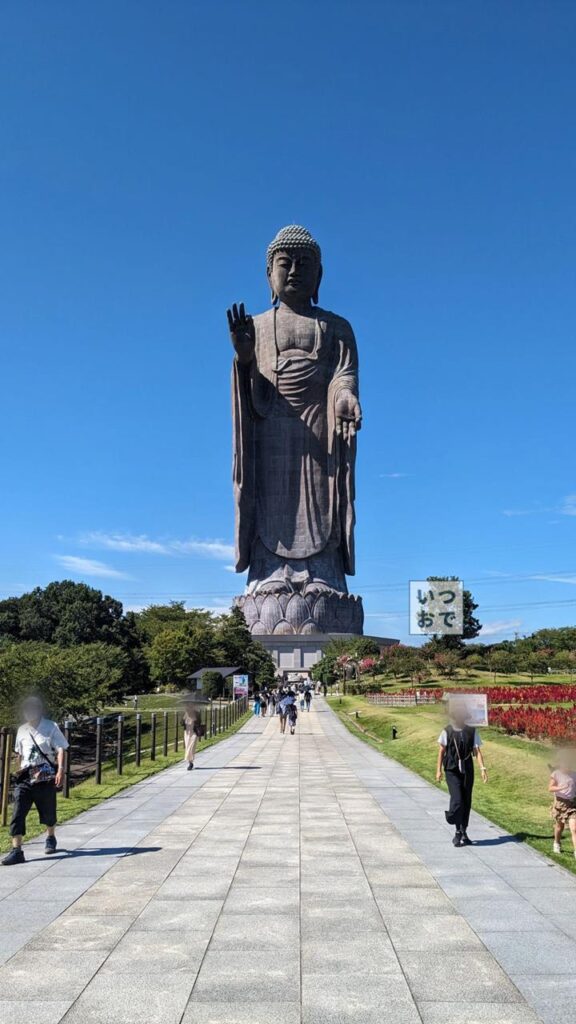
[2,695,68,866]
[260,691,268,718]
[182,703,205,770]
[436,701,487,847]
[288,701,298,735]
[278,691,295,735]
[253,691,261,716]
[549,753,576,857]
[304,688,312,712]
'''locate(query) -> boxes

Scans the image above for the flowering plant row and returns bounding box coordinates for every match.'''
[449,685,576,706]
[368,685,576,706]
[489,705,576,743]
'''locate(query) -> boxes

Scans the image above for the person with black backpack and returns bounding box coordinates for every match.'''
[436,700,487,847]
[2,695,68,866]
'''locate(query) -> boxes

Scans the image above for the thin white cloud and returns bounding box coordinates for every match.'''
[79,532,169,553]
[55,555,132,580]
[76,532,233,565]
[76,531,235,561]
[175,540,235,560]
[560,495,576,517]
[479,618,522,638]
[380,472,409,479]
[532,574,576,586]
[501,509,533,517]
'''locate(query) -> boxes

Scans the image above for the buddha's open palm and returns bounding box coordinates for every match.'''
[227,302,255,364]
[335,390,362,441]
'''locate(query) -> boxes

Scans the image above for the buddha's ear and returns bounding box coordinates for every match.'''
[313,264,323,305]
[267,267,278,306]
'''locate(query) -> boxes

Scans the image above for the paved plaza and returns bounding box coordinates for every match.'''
[0,700,575,1023]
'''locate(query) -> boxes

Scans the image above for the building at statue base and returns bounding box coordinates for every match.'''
[252,632,398,674]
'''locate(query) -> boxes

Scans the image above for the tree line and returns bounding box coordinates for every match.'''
[0,581,275,721]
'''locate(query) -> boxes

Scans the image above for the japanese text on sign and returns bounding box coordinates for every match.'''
[409,580,464,636]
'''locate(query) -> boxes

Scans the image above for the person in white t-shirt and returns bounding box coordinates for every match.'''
[548,750,576,858]
[436,701,487,847]
[2,695,68,866]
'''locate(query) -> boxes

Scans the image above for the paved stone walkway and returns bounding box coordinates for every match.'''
[1,700,576,1023]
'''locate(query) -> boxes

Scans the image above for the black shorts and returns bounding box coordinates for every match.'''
[10,780,57,836]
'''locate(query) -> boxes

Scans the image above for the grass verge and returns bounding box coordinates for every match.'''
[0,710,251,855]
[328,696,576,875]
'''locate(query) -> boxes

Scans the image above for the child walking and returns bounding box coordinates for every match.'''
[549,754,576,858]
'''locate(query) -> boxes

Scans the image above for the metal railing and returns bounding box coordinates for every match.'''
[366,691,440,706]
[0,696,249,825]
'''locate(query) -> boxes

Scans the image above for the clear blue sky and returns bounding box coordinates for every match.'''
[2,2,575,643]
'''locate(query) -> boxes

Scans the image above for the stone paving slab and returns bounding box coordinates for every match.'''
[1,700,576,1021]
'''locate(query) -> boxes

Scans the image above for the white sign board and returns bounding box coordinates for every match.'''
[232,674,249,698]
[445,692,489,727]
[409,580,464,635]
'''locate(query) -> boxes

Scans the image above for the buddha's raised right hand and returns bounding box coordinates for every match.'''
[226,302,255,364]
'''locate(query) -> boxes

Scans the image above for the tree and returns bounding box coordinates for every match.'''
[133,602,190,643]
[215,606,253,665]
[0,581,150,695]
[552,650,576,677]
[434,651,460,679]
[0,641,128,722]
[0,581,126,646]
[147,625,214,689]
[518,650,550,681]
[202,671,225,700]
[490,650,518,678]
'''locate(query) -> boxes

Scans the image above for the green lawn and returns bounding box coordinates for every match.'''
[349,669,575,692]
[0,709,250,854]
[328,696,575,873]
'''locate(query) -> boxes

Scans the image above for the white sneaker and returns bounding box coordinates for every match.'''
[553,841,561,854]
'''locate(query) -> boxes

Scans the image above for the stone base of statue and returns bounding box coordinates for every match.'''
[251,631,398,674]
[234,589,364,636]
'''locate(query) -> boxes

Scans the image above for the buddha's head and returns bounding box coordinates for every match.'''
[266,225,322,306]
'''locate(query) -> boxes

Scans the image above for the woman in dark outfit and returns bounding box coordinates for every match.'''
[436,702,487,846]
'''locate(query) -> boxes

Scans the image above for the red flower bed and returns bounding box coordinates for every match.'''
[489,705,576,743]
[443,685,576,706]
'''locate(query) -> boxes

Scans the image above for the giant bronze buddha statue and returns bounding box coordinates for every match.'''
[227,225,363,635]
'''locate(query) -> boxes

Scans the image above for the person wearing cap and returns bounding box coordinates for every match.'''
[2,695,68,866]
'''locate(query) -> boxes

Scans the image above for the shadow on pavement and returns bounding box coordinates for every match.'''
[473,832,553,846]
[46,845,162,860]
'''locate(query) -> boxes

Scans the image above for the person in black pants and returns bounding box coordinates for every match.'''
[436,703,487,847]
[2,696,68,866]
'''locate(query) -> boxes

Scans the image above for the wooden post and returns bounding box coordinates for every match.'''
[162,711,169,757]
[95,717,103,785]
[174,710,179,753]
[116,715,124,775]
[135,713,142,766]
[150,713,157,760]
[62,720,72,797]
[1,730,13,827]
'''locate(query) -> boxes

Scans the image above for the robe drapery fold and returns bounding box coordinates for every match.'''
[232,307,358,579]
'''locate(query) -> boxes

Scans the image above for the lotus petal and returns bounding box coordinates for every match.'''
[286,593,311,632]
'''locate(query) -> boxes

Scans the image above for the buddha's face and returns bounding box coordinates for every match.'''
[268,249,322,305]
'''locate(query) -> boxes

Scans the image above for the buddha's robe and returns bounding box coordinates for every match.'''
[232,305,359,592]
